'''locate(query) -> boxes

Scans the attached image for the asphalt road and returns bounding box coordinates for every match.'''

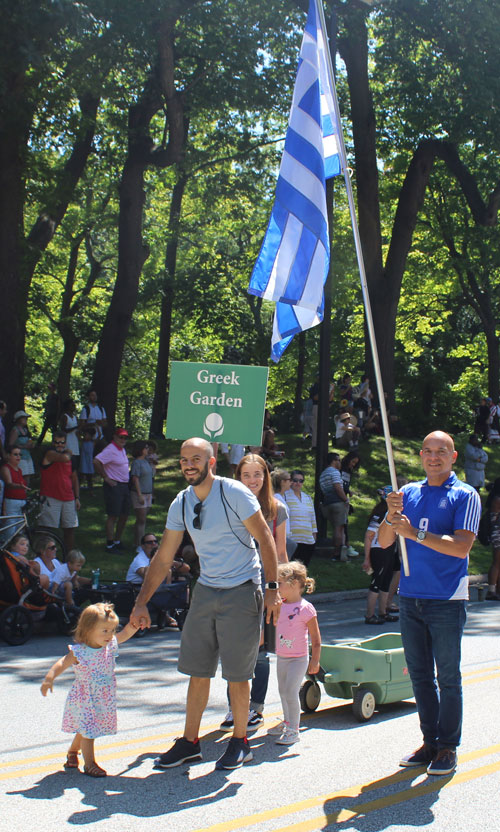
[1,593,500,832]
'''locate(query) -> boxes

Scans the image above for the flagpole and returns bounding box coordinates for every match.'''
[315,0,409,576]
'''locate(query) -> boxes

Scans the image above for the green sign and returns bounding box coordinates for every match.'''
[166,362,269,445]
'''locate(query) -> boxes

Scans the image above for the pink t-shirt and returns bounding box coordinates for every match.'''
[95,442,129,483]
[276,598,317,657]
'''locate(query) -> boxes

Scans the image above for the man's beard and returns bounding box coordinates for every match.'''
[184,459,210,486]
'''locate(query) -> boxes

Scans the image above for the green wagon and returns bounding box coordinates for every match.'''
[300,632,414,722]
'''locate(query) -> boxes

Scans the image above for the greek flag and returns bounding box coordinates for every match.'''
[248,0,342,362]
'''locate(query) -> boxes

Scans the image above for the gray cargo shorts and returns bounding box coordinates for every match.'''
[178,580,263,682]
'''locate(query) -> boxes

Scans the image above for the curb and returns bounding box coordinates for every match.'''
[310,573,488,606]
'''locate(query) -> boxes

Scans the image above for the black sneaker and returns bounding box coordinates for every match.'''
[154,737,202,768]
[219,710,234,732]
[247,709,264,729]
[105,542,126,554]
[399,742,437,767]
[427,748,457,776]
[215,737,253,770]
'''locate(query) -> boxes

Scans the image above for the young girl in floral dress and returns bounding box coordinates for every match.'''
[41,603,136,777]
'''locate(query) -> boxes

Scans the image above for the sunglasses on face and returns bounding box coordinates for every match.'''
[193,501,202,530]
[46,545,57,551]
[144,539,158,545]
[292,478,304,484]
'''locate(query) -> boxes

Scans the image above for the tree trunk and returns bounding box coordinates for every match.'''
[150,171,188,438]
[340,15,445,407]
[339,10,387,392]
[0,89,98,410]
[0,98,29,409]
[56,326,81,403]
[91,150,151,424]
[92,16,186,424]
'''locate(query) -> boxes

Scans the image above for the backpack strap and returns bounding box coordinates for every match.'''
[219,479,254,549]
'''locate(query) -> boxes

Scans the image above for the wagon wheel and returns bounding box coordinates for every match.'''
[0,606,34,645]
[299,679,321,713]
[352,688,376,722]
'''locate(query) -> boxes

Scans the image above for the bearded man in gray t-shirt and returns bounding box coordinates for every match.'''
[130,437,281,771]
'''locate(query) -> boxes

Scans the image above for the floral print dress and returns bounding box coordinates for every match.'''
[62,637,118,739]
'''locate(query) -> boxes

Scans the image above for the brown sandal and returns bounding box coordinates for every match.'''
[83,762,107,778]
[64,752,79,769]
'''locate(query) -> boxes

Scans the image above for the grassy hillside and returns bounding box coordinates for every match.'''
[39,432,498,593]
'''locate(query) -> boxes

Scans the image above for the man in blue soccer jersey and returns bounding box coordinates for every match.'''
[378,431,481,776]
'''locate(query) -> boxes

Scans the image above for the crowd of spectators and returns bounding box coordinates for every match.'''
[1,377,500,626]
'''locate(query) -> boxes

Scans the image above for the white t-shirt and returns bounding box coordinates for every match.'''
[35,557,64,581]
[53,562,76,584]
[220,444,246,466]
[126,549,150,584]
[80,402,107,438]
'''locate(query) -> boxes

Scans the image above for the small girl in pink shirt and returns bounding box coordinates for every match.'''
[268,561,321,746]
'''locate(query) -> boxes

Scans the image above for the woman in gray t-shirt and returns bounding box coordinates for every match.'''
[130,441,154,546]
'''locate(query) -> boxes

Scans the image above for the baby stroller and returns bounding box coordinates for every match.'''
[0,549,80,645]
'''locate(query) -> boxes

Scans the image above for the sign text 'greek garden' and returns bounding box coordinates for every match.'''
[166,362,269,445]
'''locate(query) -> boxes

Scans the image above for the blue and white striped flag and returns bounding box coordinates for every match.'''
[248,0,342,362]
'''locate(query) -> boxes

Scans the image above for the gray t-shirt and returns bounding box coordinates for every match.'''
[130,458,153,494]
[267,500,288,534]
[166,476,261,588]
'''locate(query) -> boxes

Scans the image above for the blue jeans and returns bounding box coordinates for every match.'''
[399,596,466,750]
[250,646,270,713]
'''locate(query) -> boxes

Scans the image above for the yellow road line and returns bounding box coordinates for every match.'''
[270,758,500,832]
[1,667,498,780]
[0,703,341,778]
[194,744,500,832]
[462,665,500,677]
[463,671,500,685]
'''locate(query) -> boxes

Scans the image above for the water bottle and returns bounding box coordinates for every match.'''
[91,569,100,590]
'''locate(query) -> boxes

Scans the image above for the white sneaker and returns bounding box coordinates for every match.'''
[267,720,287,736]
[347,546,359,557]
[247,709,264,728]
[275,728,300,745]
[219,710,233,732]
[340,545,349,562]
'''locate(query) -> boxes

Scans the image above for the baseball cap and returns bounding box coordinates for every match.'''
[115,427,129,437]
[13,410,29,421]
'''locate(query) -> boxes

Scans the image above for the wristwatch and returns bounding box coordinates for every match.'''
[265,581,279,590]
[416,529,427,542]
